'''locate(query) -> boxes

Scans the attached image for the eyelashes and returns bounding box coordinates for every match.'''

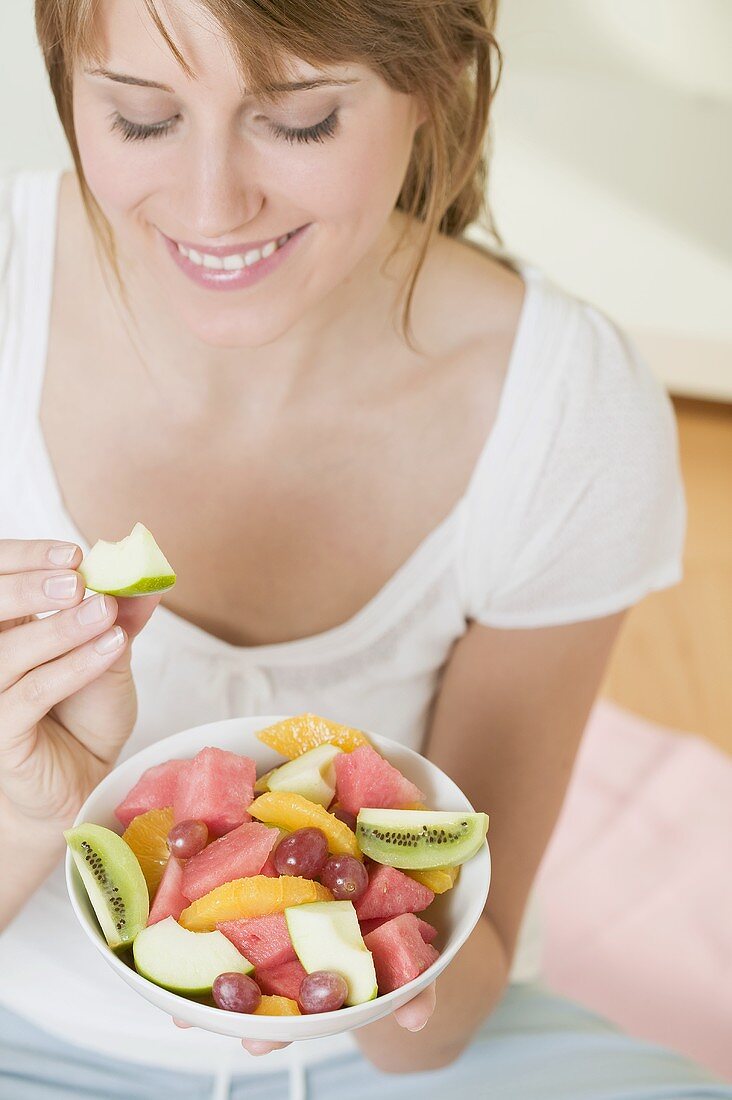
[268,110,339,145]
[108,109,340,146]
[109,113,175,143]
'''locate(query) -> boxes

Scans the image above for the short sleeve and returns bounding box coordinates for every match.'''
[460,291,686,628]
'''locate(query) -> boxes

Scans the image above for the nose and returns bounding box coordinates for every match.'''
[182,147,265,243]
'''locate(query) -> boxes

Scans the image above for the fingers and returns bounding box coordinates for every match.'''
[0,540,81,575]
[0,625,127,772]
[0,567,85,623]
[392,982,437,1032]
[113,592,163,644]
[171,1018,290,1056]
[0,593,118,693]
[241,1040,291,1056]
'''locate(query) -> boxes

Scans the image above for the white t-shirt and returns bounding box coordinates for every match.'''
[0,169,686,1083]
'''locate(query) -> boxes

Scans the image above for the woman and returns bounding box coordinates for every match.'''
[1,1,727,1098]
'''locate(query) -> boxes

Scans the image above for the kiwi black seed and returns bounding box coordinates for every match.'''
[355,810,489,871]
[64,823,149,951]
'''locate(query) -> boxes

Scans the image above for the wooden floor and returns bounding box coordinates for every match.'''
[602,398,732,757]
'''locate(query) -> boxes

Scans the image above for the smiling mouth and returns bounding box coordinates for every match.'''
[166,228,304,272]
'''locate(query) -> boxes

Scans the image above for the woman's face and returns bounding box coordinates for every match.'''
[72,0,423,349]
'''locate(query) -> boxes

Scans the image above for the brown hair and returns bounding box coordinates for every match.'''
[35,0,502,347]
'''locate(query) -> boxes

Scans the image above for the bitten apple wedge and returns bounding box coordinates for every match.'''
[79,522,176,597]
[285,901,377,1007]
[133,916,253,995]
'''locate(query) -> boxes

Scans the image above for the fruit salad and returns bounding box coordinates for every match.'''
[65,714,489,1018]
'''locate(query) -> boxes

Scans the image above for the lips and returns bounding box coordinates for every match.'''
[162,228,306,258]
[160,222,310,292]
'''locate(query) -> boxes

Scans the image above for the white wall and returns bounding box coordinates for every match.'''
[2,1,730,398]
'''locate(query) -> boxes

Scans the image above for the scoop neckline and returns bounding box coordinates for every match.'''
[24,167,541,665]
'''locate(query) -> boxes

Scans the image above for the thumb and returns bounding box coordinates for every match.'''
[112,592,164,646]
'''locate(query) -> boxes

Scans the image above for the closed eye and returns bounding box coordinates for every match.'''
[107,109,340,145]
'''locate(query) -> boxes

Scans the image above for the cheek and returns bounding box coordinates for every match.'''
[72,94,159,221]
[296,100,417,244]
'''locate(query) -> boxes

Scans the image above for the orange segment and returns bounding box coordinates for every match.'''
[248,791,362,860]
[178,875,333,932]
[121,806,174,897]
[255,995,301,1016]
[402,802,428,811]
[406,865,460,894]
[256,713,370,759]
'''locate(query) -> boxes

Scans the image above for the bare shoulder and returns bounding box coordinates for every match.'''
[407,228,526,364]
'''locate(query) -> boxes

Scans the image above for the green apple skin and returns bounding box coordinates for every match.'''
[285,901,377,1006]
[80,522,176,598]
[100,575,177,597]
[132,917,253,996]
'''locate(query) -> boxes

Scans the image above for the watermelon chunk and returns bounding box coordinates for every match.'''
[114,759,186,828]
[359,916,437,945]
[147,856,188,926]
[217,913,296,970]
[258,829,285,877]
[334,744,425,815]
[363,913,439,993]
[354,864,434,922]
[181,821,279,901]
[255,958,307,1001]
[173,747,256,838]
[259,852,280,878]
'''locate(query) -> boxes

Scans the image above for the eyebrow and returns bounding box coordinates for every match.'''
[84,68,359,94]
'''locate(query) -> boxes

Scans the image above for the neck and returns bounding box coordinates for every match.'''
[102,209,424,425]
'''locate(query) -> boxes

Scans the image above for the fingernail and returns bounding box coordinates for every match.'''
[48,544,77,566]
[406,1021,428,1032]
[77,594,108,625]
[43,573,79,600]
[94,626,124,654]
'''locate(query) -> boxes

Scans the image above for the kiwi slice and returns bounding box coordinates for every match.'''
[356,809,489,870]
[64,823,149,951]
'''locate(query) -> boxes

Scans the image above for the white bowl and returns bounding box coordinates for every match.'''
[65,715,491,1042]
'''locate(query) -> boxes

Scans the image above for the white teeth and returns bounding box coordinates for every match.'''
[223,253,247,271]
[176,230,294,272]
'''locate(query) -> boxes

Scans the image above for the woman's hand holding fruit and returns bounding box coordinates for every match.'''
[0,538,160,846]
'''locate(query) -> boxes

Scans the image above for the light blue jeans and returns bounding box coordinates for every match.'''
[1,983,730,1100]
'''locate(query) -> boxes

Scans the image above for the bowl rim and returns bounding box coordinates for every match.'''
[65,715,491,1029]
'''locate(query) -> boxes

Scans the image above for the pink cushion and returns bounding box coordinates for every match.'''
[534,700,732,1082]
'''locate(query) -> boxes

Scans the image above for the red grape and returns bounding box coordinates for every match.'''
[298,970,348,1013]
[320,854,368,901]
[331,806,357,832]
[212,972,262,1013]
[167,819,208,858]
[273,828,329,878]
